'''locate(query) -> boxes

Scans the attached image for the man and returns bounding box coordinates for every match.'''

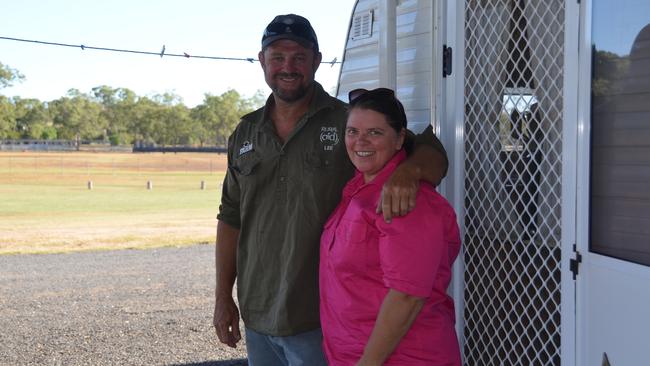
[213,14,448,365]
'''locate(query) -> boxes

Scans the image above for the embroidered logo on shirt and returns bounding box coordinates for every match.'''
[320,127,339,151]
[239,141,253,156]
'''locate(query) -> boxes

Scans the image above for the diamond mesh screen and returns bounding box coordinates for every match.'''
[463,0,564,364]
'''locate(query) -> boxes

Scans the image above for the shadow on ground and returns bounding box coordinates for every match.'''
[171,360,247,366]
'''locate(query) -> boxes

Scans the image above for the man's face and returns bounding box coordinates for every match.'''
[259,39,322,103]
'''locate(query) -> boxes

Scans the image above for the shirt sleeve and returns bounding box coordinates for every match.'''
[375,191,446,298]
[216,133,242,229]
[409,124,449,178]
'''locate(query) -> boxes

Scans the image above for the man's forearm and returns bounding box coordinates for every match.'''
[377,142,448,220]
[215,220,239,297]
[406,143,447,187]
[213,220,242,348]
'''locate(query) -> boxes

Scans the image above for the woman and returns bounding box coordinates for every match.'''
[319,88,461,365]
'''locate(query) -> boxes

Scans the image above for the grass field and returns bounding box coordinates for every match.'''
[0,151,228,255]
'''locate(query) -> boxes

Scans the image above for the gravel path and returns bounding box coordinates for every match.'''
[0,245,248,365]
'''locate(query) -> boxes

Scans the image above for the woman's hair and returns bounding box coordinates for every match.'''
[347,88,414,152]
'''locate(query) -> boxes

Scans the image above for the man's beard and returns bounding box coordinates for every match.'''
[270,73,312,103]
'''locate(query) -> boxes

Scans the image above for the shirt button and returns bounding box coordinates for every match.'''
[280,176,286,182]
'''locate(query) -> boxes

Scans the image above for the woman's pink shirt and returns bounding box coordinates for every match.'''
[319,150,462,365]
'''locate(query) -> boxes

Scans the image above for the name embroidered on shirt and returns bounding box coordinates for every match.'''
[239,141,253,155]
[320,126,339,151]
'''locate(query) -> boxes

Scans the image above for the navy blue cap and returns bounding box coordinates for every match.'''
[262,14,319,52]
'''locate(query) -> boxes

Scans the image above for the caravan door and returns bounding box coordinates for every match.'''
[576,1,650,365]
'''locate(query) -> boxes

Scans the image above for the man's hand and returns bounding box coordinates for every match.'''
[376,160,420,223]
[213,294,242,348]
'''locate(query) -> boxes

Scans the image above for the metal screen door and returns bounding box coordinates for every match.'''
[462,0,564,364]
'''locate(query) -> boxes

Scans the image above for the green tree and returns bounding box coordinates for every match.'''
[0,96,17,139]
[130,97,162,146]
[110,88,139,145]
[165,104,192,146]
[49,89,104,141]
[147,92,193,147]
[0,62,24,139]
[92,86,141,145]
[0,62,25,90]
[193,89,258,147]
[13,97,51,139]
[592,49,630,97]
[188,105,210,147]
[0,64,262,146]
[243,90,266,111]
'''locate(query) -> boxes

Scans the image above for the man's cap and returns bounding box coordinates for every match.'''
[261,14,319,52]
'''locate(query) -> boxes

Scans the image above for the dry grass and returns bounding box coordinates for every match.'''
[0,151,229,255]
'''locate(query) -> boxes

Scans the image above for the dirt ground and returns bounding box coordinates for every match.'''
[0,244,248,365]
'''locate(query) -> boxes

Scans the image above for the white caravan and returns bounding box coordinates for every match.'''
[336,1,650,365]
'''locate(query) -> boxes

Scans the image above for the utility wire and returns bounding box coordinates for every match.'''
[0,36,342,65]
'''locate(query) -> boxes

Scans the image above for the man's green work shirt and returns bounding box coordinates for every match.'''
[217,83,354,336]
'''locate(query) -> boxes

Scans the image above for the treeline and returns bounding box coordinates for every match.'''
[0,62,264,147]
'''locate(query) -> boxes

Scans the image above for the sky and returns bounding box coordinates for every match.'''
[592,0,650,56]
[1,0,356,107]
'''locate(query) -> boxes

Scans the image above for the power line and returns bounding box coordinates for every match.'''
[0,36,342,65]
[0,36,257,62]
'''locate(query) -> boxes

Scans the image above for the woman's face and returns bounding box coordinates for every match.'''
[345,108,405,183]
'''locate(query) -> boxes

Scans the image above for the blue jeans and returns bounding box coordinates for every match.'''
[245,327,327,366]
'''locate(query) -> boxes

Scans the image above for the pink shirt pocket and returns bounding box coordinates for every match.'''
[329,218,369,274]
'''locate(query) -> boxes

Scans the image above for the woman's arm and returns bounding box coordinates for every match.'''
[356,289,426,366]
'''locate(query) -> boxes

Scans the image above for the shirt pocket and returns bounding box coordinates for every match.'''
[304,151,337,172]
[233,150,261,176]
[232,151,262,196]
[330,219,369,273]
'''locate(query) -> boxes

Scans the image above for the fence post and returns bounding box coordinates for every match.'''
[200,180,206,190]
[147,180,153,190]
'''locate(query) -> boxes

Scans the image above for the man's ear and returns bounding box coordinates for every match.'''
[313,51,322,73]
[258,51,265,71]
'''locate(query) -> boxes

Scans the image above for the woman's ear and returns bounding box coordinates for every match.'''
[396,128,406,150]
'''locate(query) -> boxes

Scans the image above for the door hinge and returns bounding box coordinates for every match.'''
[443,45,452,78]
[570,244,582,280]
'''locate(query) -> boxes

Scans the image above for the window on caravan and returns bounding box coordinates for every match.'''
[590,1,650,266]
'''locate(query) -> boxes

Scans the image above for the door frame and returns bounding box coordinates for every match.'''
[562,0,580,365]
[438,0,467,354]
[574,0,591,364]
